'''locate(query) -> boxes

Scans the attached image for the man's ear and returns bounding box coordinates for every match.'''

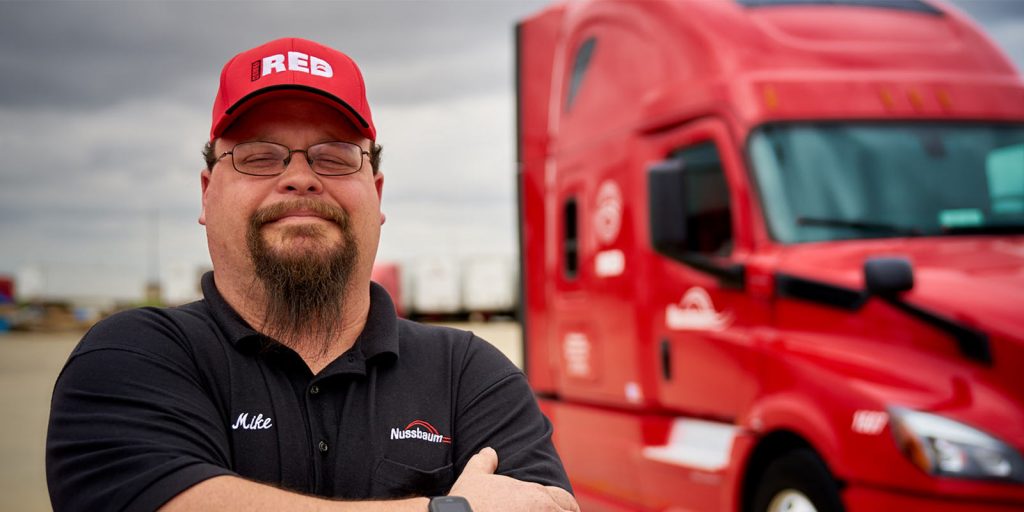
[199,169,212,226]
[375,171,386,225]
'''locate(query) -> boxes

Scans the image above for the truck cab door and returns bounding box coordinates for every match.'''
[642,118,762,421]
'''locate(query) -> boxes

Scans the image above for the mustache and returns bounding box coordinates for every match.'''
[250,199,347,227]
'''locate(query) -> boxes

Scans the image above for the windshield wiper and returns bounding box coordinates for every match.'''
[796,216,922,236]
[942,224,1024,235]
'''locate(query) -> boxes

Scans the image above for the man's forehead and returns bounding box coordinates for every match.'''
[219,96,367,144]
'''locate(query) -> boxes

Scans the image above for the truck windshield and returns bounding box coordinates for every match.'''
[748,122,1024,243]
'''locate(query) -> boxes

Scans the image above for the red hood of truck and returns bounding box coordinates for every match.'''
[774,236,1024,339]
[772,236,1024,451]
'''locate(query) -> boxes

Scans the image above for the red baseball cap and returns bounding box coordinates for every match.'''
[210,37,376,141]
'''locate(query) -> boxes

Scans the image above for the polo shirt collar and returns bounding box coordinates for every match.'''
[201,272,260,345]
[353,280,400,363]
[200,271,400,365]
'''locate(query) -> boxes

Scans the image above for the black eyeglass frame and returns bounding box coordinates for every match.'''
[216,140,371,177]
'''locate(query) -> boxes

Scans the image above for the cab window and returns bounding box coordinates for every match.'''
[672,142,733,256]
[564,37,596,112]
[563,198,580,278]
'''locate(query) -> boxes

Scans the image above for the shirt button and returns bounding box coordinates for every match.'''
[318,441,329,453]
[309,385,320,395]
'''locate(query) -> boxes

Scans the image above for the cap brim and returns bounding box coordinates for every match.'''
[211,85,374,140]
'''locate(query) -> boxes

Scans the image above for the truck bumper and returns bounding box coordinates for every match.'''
[846,485,1024,512]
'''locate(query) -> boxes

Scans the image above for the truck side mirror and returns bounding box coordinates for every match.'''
[647,156,745,288]
[647,157,689,260]
[864,257,914,295]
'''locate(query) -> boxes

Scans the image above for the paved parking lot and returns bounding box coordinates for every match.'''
[0,322,521,511]
[0,332,78,512]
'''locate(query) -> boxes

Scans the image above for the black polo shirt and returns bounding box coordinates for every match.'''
[47,272,570,511]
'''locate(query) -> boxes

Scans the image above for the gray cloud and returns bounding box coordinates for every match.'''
[0,0,547,299]
[0,1,544,111]
[950,0,1024,20]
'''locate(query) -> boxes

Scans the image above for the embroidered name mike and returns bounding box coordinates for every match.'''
[390,420,451,444]
[232,412,273,430]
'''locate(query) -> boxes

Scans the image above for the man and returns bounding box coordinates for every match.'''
[46,37,578,512]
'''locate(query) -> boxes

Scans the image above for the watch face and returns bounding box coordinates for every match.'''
[430,497,472,512]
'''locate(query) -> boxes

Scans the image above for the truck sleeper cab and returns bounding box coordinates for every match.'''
[517,0,1024,510]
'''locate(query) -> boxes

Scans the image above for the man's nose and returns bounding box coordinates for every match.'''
[283,149,314,168]
[277,151,322,194]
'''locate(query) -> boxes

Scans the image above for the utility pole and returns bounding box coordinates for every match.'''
[145,208,162,305]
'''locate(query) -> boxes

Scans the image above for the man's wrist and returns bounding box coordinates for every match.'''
[428,496,473,512]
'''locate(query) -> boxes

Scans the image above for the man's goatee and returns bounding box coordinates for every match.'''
[247,198,357,359]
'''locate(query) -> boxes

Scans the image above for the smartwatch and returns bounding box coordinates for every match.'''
[428,496,473,512]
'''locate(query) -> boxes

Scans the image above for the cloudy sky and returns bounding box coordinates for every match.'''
[1,0,1022,303]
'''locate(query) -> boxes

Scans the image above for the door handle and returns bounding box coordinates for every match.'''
[660,338,672,381]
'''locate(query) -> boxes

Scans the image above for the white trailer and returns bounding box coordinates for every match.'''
[461,256,517,319]
[410,257,461,317]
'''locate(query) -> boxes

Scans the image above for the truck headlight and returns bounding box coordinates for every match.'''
[890,407,1024,483]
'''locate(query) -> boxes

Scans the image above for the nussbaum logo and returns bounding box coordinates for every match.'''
[390,419,451,444]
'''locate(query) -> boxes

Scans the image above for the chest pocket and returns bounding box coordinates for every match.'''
[371,458,454,497]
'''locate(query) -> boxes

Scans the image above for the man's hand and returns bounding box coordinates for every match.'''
[447,447,580,512]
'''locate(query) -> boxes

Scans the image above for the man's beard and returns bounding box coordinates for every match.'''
[246,199,357,359]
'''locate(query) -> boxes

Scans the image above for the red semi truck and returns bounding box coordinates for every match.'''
[516,0,1024,510]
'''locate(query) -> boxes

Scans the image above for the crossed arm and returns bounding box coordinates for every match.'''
[162,448,578,512]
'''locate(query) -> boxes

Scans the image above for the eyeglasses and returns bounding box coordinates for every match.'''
[217,141,370,176]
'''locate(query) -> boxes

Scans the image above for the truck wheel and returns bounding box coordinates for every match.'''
[752,449,845,512]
